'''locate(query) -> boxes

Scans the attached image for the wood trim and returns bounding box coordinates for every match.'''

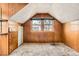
[0,33,8,35]
[0,20,8,21]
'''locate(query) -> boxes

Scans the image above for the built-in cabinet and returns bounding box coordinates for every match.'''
[0,35,8,55]
[0,3,26,55]
[8,21,18,54]
[0,20,18,55]
[0,20,8,55]
[8,32,18,53]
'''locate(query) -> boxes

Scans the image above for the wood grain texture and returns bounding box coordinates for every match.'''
[63,22,79,52]
[8,21,19,54]
[0,35,8,55]
[23,13,62,43]
[0,3,27,19]
[8,32,18,54]
[0,21,9,55]
[8,3,27,17]
[54,20,63,42]
[0,3,9,19]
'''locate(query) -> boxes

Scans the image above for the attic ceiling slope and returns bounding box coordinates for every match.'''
[10,3,79,23]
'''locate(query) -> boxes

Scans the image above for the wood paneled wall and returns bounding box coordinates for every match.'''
[8,3,27,17]
[54,20,62,42]
[0,35,8,55]
[63,21,79,52]
[0,3,9,19]
[0,3,26,55]
[0,3,27,19]
[23,13,62,43]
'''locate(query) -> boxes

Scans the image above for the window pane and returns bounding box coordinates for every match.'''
[44,19,52,25]
[32,20,41,25]
[44,25,52,31]
[44,20,54,31]
[32,19,41,31]
[32,25,41,31]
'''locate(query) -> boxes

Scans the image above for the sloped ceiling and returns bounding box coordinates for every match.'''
[10,3,79,23]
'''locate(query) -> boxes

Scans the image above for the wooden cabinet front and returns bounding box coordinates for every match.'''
[8,32,18,53]
[0,35,8,55]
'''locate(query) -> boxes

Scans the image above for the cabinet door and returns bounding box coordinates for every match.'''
[0,35,8,55]
[9,32,18,53]
[8,32,13,53]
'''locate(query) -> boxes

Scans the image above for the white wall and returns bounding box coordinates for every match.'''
[18,26,23,46]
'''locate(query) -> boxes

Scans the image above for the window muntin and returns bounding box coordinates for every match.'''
[44,25,53,31]
[32,20,41,25]
[44,19,52,25]
[32,18,54,31]
[32,18,41,31]
[32,25,41,31]
[44,19,53,31]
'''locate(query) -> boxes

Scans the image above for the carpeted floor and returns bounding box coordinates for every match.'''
[10,43,79,56]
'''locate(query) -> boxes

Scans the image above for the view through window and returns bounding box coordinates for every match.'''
[32,18,54,31]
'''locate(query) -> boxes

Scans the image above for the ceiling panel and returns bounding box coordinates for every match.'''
[10,3,79,23]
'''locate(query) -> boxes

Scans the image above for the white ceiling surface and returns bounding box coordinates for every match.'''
[10,3,79,23]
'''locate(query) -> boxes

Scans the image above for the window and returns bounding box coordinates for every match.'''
[0,20,8,34]
[32,18,54,31]
[32,18,41,31]
[44,18,53,31]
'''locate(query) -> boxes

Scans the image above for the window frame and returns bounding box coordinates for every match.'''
[31,18,54,32]
[43,19,54,32]
[31,18,42,31]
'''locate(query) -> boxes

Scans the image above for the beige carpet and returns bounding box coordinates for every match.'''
[10,43,79,56]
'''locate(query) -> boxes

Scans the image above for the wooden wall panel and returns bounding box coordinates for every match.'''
[8,3,27,17]
[23,13,62,43]
[63,21,79,52]
[54,20,62,42]
[0,3,27,19]
[0,35,8,55]
[0,3,27,55]
[0,3,8,19]
[23,20,55,43]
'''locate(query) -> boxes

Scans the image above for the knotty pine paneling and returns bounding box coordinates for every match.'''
[8,32,18,54]
[54,20,62,42]
[23,13,62,43]
[63,21,79,52]
[0,35,8,55]
[0,3,27,19]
